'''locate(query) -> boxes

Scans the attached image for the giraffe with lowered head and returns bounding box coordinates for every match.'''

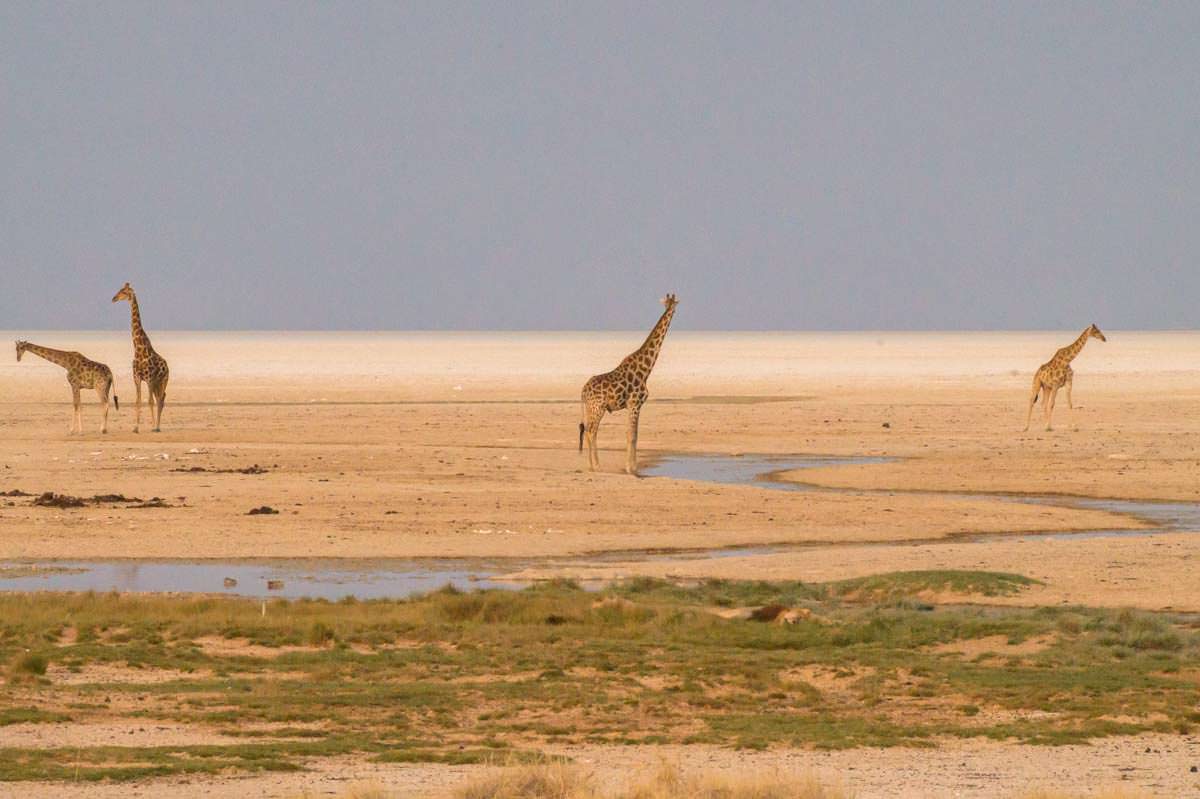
[1024,323,1107,432]
[112,282,170,433]
[15,341,119,434]
[579,294,678,475]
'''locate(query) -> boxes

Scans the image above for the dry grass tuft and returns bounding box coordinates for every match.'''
[456,761,596,799]
[625,762,847,799]
[5,651,48,684]
[453,762,847,799]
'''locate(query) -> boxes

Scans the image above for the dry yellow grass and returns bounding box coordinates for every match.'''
[451,761,847,799]
[315,768,1158,799]
[455,762,596,799]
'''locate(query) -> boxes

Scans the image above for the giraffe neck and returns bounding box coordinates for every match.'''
[626,304,677,378]
[127,293,152,350]
[22,343,75,369]
[1061,327,1091,362]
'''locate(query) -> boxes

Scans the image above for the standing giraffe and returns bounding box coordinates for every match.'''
[579,294,678,475]
[111,282,170,433]
[15,341,119,434]
[1024,323,1107,432]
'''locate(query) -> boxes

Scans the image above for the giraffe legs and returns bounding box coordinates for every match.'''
[1023,377,1041,432]
[133,380,143,433]
[99,387,110,434]
[625,404,642,476]
[1065,369,1074,410]
[149,380,166,432]
[70,386,82,434]
[583,406,603,471]
[1043,386,1059,431]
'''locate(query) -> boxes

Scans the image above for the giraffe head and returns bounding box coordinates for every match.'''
[112,282,135,304]
[660,293,679,310]
[15,340,27,362]
[1088,323,1107,342]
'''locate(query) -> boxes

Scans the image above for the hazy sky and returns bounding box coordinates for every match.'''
[3,3,1197,331]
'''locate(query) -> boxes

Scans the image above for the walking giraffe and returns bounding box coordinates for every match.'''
[15,341,118,434]
[111,282,170,433]
[1024,323,1107,432]
[579,294,678,475]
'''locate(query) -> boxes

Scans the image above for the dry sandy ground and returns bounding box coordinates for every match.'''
[8,735,1199,798]
[1,331,1194,566]
[2,330,1200,797]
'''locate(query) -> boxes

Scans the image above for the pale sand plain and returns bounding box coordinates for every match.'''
[9,735,1200,799]
[2,331,1196,569]
[2,330,1200,797]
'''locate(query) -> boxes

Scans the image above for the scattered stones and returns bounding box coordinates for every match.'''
[266,579,284,590]
[223,577,238,588]
[29,493,178,508]
[247,506,280,515]
[32,492,86,508]
[882,422,891,428]
[172,464,269,475]
[0,489,32,497]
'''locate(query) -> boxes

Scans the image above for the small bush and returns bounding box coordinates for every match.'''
[6,652,48,682]
[308,622,335,646]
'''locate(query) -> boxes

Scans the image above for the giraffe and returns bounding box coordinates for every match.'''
[1024,323,1107,432]
[111,282,170,433]
[15,341,119,434]
[579,294,679,475]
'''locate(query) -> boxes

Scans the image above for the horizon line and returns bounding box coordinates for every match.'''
[4,327,1197,335]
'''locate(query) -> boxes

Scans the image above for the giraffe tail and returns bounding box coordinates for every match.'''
[112,394,120,411]
[578,422,585,451]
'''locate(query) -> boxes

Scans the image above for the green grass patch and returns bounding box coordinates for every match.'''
[0,707,72,727]
[0,574,1195,782]
[830,570,1040,601]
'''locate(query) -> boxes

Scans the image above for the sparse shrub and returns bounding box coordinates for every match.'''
[1099,610,1182,652]
[6,651,48,683]
[309,621,335,646]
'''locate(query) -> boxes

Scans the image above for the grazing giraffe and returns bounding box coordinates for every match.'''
[111,282,170,433]
[579,294,678,475]
[15,341,118,434]
[1024,323,1107,432]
